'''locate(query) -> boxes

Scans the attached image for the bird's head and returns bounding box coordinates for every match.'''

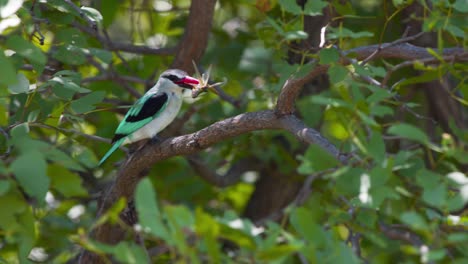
[159,69,200,90]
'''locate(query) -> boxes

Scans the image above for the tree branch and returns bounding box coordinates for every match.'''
[276,42,466,115]
[64,0,98,30]
[90,110,345,248]
[73,22,175,55]
[171,0,217,73]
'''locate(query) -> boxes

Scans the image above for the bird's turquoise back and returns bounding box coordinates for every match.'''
[98,92,170,166]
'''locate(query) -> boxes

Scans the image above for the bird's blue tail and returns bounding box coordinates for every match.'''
[98,138,125,166]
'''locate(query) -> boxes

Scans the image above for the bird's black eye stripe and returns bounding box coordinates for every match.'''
[162,74,181,82]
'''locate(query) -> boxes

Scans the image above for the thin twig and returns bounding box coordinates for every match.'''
[359,32,425,66]
[0,127,11,159]
[382,53,468,88]
[85,56,142,98]
[102,28,132,71]
[72,22,175,55]
[64,0,98,30]
[29,123,111,143]
[29,0,47,45]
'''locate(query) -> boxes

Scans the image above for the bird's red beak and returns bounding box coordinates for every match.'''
[180,76,200,87]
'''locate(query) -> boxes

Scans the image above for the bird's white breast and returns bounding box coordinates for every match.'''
[124,90,183,144]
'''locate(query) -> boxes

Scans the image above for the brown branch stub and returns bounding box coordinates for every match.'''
[275,65,329,116]
[171,0,217,73]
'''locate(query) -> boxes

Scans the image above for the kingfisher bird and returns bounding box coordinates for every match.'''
[98,69,200,165]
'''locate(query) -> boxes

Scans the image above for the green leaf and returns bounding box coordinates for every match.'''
[367,131,385,162]
[265,16,284,34]
[356,209,378,228]
[53,45,87,65]
[427,249,446,261]
[388,123,429,145]
[100,0,120,27]
[328,64,348,83]
[285,30,308,40]
[392,0,413,7]
[17,208,35,263]
[218,222,256,250]
[328,27,374,40]
[290,207,326,244]
[47,0,80,14]
[334,167,363,195]
[8,73,29,94]
[112,242,149,264]
[333,1,356,16]
[333,243,361,264]
[422,184,447,209]
[70,91,106,114]
[164,205,194,230]
[353,63,387,78]
[55,28,87,46]
[89,48,113,64]
[48,75,89,99]
[0,189,27,229]
[357,111,379,127]
[453,0,468,12]
[135,178,171,241]
[298,144,340,174]
[0,180,11,195]
[448,233,468,243]
[195,209,221,262]
[366,89,393,104]
[0,51,17,85]
[319,47,340,64]
[6,35,46,73]
[48,164,87,197]
[400,211,428,231]
[371,105,394,117]
[398,70,441,87]
[45,147,85,171]
[303,0,327,16]
[369,166,391,187]
[82,240,149,264]
[256,243,303,261]
[96,198,127,225]
[278,0,301,14]
[445,24,465,38]
[81,6,103,25]
[11,151,50,203]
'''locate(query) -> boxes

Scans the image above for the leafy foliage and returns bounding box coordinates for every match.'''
[0,0,467,263]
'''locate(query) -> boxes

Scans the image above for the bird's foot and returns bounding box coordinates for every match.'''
[150,135,162,144]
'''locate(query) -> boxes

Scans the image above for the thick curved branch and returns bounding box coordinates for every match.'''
[91,110,345,246]
[276,42,467,115]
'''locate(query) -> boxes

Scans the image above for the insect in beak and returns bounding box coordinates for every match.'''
[191,62,227,98]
